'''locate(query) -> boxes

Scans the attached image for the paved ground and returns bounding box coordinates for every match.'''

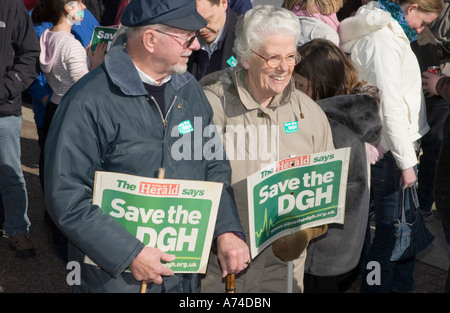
[0,101,448,293]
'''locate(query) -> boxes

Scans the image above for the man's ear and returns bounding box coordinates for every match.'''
[221,0,228,10]
[142,29,156,53]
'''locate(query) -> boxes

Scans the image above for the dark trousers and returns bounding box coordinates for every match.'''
[360,152,417,293]
[418,98,449,212]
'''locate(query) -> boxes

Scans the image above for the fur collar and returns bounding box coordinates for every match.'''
[316,93,382,143]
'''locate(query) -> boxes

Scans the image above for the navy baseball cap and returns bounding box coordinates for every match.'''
[121,0,207,31]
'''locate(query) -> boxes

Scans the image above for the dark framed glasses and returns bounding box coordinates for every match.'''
[154,29,199,48]
[251,49,301,68]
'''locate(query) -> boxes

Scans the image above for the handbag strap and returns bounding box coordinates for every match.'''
[397,184,420,223]
[410,184,420,212]
[399,186,406,223]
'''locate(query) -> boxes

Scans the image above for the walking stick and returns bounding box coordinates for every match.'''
[226,274,235,293]
[140,281,147,293]
[140,168,165,293]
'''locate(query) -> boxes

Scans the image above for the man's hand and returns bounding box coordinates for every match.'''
[217,232,250,278]
[422,71,445,97]
[129,246,176,284]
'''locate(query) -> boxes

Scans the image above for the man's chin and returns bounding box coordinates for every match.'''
[172,64,188,75]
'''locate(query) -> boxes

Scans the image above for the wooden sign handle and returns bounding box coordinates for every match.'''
[226,274,236,293]
[140,168,165,293]
[140,281,147,293]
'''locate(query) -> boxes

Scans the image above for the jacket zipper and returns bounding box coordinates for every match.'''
[149,95,178,129]
[148,95,178,170]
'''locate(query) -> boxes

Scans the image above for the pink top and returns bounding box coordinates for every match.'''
[292,5,340,32]
[39,29,89,104]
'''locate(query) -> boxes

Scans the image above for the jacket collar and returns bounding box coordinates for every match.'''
[105,32,195,96]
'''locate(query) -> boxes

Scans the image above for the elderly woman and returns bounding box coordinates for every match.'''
[199,5,335,293]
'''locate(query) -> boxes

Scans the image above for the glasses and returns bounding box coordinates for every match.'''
[155,29,199,48]
[251,49,301,68]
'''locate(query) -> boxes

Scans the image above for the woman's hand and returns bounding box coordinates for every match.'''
[87,42,107,71]
[400,167,417,189]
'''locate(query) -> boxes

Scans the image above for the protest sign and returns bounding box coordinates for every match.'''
[89,26,117,53]
[89,171,222,273]
[247,148,350,258]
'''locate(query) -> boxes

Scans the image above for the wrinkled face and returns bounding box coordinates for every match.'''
[152,27,201,75]
[196,0,227,45]
[404,5,439,34]
[243,34,297,104]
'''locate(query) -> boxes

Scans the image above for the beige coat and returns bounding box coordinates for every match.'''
[199,66,335,293]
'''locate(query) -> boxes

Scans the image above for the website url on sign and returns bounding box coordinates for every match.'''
[165,261,199,269]
[270,208,336,234]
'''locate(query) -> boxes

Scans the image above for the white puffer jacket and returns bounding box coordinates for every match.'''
[339,1,429,170]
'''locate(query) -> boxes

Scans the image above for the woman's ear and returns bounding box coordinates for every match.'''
[64,1,82,15]
[64,4,71,15]
[405,3,419,17]
[241,58,250,70]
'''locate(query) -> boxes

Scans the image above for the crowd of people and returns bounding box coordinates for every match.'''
[0,0,449,293]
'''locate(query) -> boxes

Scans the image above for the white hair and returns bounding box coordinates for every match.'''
[233,5,301,63]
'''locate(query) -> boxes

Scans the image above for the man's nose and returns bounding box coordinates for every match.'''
[189,37,201,51]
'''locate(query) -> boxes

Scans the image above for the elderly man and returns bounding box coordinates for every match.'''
[44,0,249,293]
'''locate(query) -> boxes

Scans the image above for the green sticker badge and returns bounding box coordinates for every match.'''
[178,120,194,135]
[226,56,238,67]
[284,121,298,134]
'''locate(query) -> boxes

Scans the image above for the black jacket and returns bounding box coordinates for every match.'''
[187,8,239,81]
[0,0,40,116]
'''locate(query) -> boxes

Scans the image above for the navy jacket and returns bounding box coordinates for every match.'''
[0,0,39,116]
[44,33,244,292]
